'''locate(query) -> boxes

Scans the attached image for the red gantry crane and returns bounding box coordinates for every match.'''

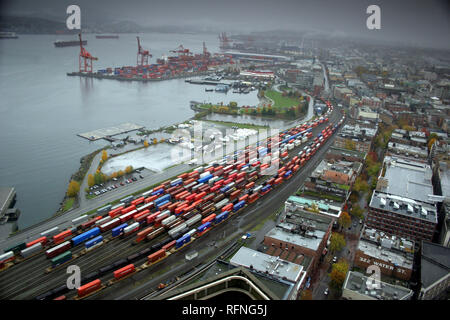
[171,45,193,60]
[137,36,152,67]
[78,33,97,73]
[218,32,231,50]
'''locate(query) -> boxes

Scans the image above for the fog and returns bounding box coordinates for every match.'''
[2,0,449,49]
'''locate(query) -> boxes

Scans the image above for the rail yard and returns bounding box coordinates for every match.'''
[0,100,344,300]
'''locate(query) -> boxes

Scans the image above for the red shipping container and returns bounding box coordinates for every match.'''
[27,236,47,248]
[148,249,166,263]
[162,240,176,251]
[134,210,151,223]
[202,213,216,225]
[146,211,161,224]
[158,202,171,212]
[109,206,124,218]
[78,279,102,298]
[194,191,207,202]
[145,195,158,203]
[131,197,145,206]
[136,226,154,242]
[113,264,135,279]
[121,205,136,214]
[53,230,72,244]
[239,194,249,202]
[245,182,255,190]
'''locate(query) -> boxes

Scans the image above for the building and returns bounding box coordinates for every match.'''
[354,227,415,281]
[333,123,377,153]
[263,209,333,275]
[419,241,450,300]
[342,271,413,300]
[229,247,307,300]
[367,190,437,242]
[357,106,379,123]
[284,195,342,219]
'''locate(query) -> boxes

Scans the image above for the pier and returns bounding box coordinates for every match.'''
[77,123,144,141]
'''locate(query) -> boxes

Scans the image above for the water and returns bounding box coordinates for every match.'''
[0,33,261,229]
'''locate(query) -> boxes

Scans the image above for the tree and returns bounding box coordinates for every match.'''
[67,180,80,197]
[350,204,364,219]
[338,211,351,230]
[353,177,369,193]
[344,139,356,151]
[300,289,313,300]
[87,174,95,187]
[125,165,133,174]
[329,259,349,289]
[118,170,124,177]
[329,232,346,253]
[101,150,108,162]
[94,171,105,185]
[144,140,149,148]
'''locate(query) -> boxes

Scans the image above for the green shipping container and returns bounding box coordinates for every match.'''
[51,251,72,267]
[4,242,26,254]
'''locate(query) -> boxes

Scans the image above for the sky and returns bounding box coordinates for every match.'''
[1,0,449,49]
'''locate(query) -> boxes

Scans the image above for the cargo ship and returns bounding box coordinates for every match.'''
[0,32,18,39]
[54,40,86,47]
[96,35,119,39]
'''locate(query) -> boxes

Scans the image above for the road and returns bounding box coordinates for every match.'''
[0,102,344,300]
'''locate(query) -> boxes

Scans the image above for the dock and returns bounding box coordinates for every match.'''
[0,187,19,239]
[77,123,144,141]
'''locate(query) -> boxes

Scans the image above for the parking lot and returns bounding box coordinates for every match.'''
[87,168,148,197]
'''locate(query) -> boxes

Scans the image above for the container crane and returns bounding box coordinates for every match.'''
[137,36,152,67]
[218,32,231,50]
[78,33,97,73]
[171,45,192,59]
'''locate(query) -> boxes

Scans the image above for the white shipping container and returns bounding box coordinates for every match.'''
[96,216,112,225]
[72,215,88,226]
[185,214,202,226]
[40,226,59,237]
[162,215,177,226]
[0,251,14,262]
[124,222,139,234]
[21,243,42,258]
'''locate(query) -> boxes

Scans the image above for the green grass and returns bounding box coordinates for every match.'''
[203,120,268,130]
[62,197,75,212]
[264,90,300,109]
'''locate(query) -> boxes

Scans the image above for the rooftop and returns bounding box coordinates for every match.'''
[285,195,342,219]
[343,271,413,300]
[230,247,304,284]
[387,142,428,158]
[361,227,415,253]
[420,241,450,289]
[339,124,377,139]
[378,156,433,203]
[369,190,438,224]
[265,225,325,252]
[357,239,414,270]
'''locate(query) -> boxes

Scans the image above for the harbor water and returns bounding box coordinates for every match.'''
[0,33,262,229]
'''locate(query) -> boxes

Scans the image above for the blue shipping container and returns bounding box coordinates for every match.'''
[156,199,170,208]
[154,194,170,205]
[175,234,191,249]
[71,227,100,246]
[112,223,128,237]
[197,222,212,233]
[85,235,103,249]
[151,188,165,197]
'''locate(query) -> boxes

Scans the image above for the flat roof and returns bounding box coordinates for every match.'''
[379,156,433,203]
[286,196,342,219]
[357,240,413,270]
[265,223,326,252]
[369,191,437,223]
[230,247,304,283]
[78,122,144,141]
[344,271,413,300]
[420,241,450,289]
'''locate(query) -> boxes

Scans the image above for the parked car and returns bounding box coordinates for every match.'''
[139,175,144,179]
[132,177,137,182]
[324,288,329,296]
[332,256,337,263]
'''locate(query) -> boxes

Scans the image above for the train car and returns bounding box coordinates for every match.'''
[147,249,166,263]
[21,243,42,258]
[123,222,139,236]
[77,279,102,298]
[99,218,121,233]
[51,251,72,268]
[71,227,101,246]
[53,230,72,245]
[167,223,188,239]
[135,226,154,243]
[4,242,26,254]
[162,240,176,251]
[40,227,59,238]
[45,241,71,259]
[85,236,103,250]
[201,213,216,225]
[131,197,145,207]
[95,215,112,226]
[214,211,229,224]
[26,236,47,248]
[72,215,89,228]
[113,264,135,280]
[175,234,191,249]
[118,210,137,223]
[134,209,151,224]
[109,206,124,218]
[81,216,102,230]
[111,223,128,237]
[146,227,165,241]
[197,222,212,234]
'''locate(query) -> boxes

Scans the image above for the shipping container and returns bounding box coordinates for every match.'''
[26,236,47,248]
[148,249,166,263]
[72,227,101,246]
[85,236,103,249]
[77,279,102,298]
[45,241,71,259]
[111,223,128,237]
[51,251,72,267]
[113,264,135,279]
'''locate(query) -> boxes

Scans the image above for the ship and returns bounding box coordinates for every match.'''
[0,32,18,39]
[54,40,86,47]
[96,35,119,39]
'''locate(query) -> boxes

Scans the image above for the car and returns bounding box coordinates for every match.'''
[107,186,112,191]
[132,177,137,182]
[139,175,144,179]
[120,182,125,186]
[332,256,337,263]
[125,180,130,184]
[94,191,100,196]
[112,178,118,181]
[359,219,363,224]
[324,288,329,296]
